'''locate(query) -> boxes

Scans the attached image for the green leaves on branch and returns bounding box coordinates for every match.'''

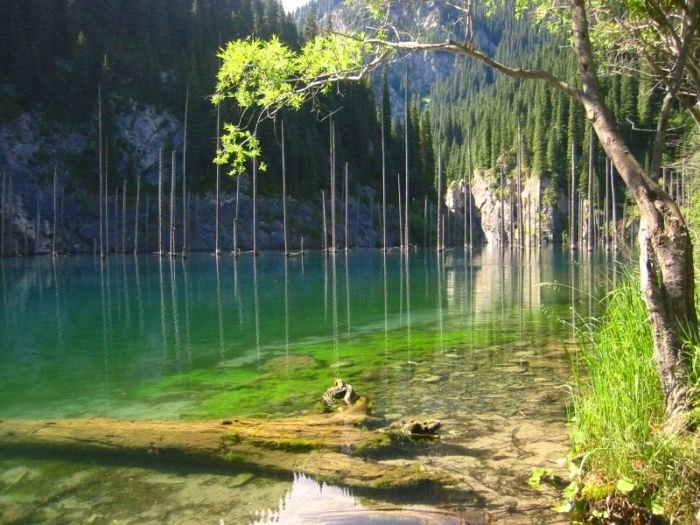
[214,125,265,177]
[213,33,370,175]
[214,36,303,114]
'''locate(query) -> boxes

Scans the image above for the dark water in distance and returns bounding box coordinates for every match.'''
[0,246,624,524]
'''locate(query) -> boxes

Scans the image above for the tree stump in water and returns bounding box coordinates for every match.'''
[0,398,454,492]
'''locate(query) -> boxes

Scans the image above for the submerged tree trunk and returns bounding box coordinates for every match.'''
[572,0,697,427]
[0,402,453,492]
[134,175,141,255]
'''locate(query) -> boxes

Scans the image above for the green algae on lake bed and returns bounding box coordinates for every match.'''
[0,247,623,523]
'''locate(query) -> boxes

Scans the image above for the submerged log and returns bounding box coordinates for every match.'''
[0,399,454,492]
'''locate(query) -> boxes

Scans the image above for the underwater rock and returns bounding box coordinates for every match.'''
[322,379,358,407]
[262,354,320,372]
[399,419,442,436]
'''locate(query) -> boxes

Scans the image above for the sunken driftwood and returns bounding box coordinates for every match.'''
[0,397,452,492]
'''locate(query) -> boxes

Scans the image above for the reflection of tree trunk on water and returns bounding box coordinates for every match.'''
[253,256,261,362]
[404,251,412,371]
[284,257,290,362]
[397,175,403,251]
[216,256,225,363]
[181,258,192,362]
[344,252,351,339]
[105,146,110,255]
[52,258,64,353]
[134,253,144,336]
[518,250,524,347]
[169,258,182,361]
[321,190,328,253]
[500,247,505,323]
[100,258,112,396]
[121,256,131,336]
[158,258,168,360]
[233,257,243,330]
[323,250,328,321]
[381,251,389,414]
[331,254,339,369]
[436,250,445,354]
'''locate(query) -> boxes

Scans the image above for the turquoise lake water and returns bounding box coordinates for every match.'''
[0,246,624,524]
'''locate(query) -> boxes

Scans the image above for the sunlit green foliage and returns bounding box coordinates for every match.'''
[570,279,700,521]
[214,32,371,175]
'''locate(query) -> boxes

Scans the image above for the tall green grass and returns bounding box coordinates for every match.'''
[571,278,700,521]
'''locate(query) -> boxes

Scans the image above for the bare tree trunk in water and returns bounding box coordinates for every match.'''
[344,162,349,251]
[98,85,104,259]
[381,108,387,251]
[134,175,140,255]
[215,105,221,256]
[1,171,6,257]
[182,86,189,256]
[281,121,289,256]
[587,131,594,252]
[122,178,127,254]
[52,166,58,257]
[158,149,163,256]
[570,140,576,251]
[169,151,176,257]
[572,0,697,428]
[321,190,327,253]
[611,162,618,250]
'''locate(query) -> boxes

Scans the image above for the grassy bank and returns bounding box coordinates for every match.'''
[567,279,700,523]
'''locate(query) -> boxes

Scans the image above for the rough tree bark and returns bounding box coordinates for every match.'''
[571,0,697,428]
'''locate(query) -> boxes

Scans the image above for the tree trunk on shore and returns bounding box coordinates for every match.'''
[571,0,697,427]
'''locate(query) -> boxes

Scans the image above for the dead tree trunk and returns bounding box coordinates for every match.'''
[169,150,176,257]
[134,175,141,255]
[0,404,453,492]
[52,166,58,257]
[215,105,221,256]
[1,171,5,257]
[281,120,289,256]
[381,109,387,251]
[158,148,163,256]
[182,85,189,256]
[98,85,104,259]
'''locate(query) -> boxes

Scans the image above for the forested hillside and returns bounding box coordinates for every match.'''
[0,0,441,254]
[424,2,680,245]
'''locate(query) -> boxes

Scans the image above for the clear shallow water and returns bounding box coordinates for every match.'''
[0,246,623,524]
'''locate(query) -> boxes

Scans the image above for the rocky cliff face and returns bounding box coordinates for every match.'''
[0,109,394,255]
[445,169,567,246]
